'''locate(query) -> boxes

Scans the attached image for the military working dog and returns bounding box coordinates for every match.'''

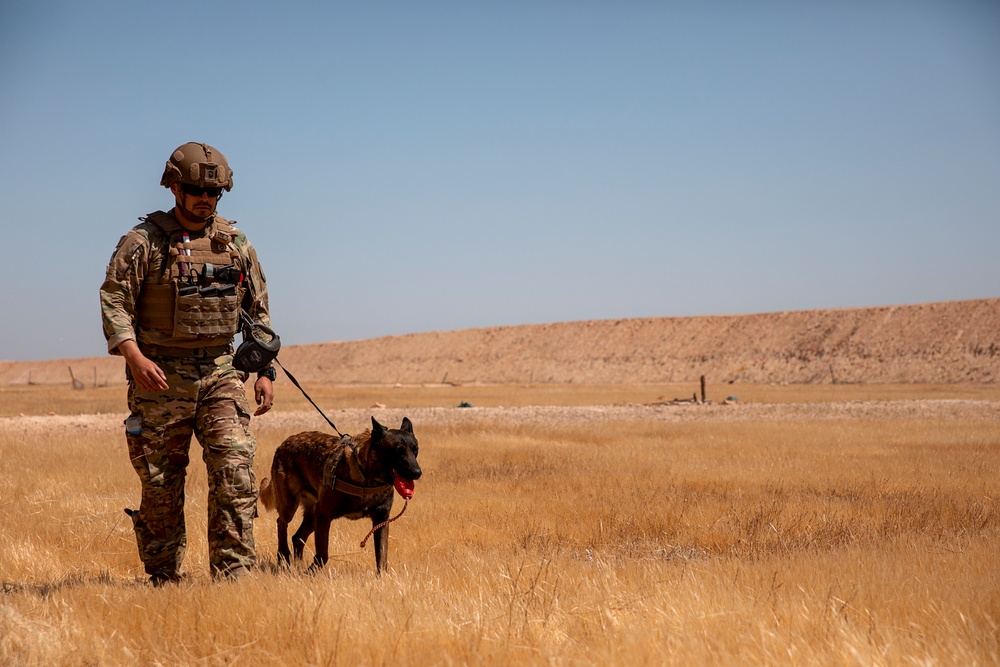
[258,416,421,574]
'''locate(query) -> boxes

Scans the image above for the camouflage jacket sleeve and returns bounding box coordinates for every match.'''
[99,227,154,355]
[233,231,270,328]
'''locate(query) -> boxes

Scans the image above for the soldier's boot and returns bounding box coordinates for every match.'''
[150,572,187,587]
[211,563,250,581]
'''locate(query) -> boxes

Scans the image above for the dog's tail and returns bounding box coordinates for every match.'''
[258,476,275,511]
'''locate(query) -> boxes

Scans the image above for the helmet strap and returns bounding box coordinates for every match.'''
[171,186,215,228]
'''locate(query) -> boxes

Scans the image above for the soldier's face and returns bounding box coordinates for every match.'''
[171,183,219,227]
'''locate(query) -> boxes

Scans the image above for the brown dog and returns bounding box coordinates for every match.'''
[258,416,421,573]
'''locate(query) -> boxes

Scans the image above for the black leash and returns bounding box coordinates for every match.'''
[274,358,344,438]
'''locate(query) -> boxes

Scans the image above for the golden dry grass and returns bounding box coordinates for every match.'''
[1,385,998,665]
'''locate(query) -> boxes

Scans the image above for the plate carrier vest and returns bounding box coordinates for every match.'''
[135,211,244,348]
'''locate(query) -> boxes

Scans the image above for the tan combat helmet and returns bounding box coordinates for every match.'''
[160,142,234,191]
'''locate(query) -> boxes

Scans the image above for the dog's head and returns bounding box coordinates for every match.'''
[371,416,422,497]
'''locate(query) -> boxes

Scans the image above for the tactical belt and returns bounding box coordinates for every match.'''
[322,441,393,499]
[140,344,233,358]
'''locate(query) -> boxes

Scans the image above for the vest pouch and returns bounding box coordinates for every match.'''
[173,283,240,338]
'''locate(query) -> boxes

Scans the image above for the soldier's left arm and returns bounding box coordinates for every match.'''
[235,234,270,327]
[235,233,275,413]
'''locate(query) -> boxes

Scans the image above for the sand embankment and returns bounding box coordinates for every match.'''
[3,299,997,386]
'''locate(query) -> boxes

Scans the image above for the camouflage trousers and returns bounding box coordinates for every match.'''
[125,353,258,579]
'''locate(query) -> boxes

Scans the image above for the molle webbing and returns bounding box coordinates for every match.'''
[135,284,175,331]
[136,211,242,345]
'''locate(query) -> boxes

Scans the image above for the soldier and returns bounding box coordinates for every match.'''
[100,142,276,584]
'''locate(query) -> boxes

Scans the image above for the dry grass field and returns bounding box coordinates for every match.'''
[1,383,998,665]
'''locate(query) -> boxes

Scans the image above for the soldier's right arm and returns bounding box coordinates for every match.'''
[99,230,150,354]
[99,229,170,391]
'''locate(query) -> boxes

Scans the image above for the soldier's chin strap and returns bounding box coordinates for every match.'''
[273,358,345,439]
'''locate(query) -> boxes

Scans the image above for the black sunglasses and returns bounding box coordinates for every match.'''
[180,183,223,198]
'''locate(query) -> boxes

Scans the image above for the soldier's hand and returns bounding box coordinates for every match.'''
[132,358,169,392]
[118,341,169,392]
[254,377,274,415]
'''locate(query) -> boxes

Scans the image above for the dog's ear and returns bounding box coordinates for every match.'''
[400,417,413,434]
[371,416,385,441]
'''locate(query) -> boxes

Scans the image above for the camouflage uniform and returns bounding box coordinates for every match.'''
[101,209,270,580]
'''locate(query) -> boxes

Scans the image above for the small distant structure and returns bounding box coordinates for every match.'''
[68,366,85,391]
[649,375,720,406]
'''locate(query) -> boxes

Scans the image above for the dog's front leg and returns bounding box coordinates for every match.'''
[373,523,389,574]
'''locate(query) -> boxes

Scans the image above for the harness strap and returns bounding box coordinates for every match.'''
[320,438,392,498]
[334,478,393,498]
[321,451,340,489]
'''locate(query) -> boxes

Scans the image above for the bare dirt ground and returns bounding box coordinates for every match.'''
[3,399,996,437]
[2,297,998,388]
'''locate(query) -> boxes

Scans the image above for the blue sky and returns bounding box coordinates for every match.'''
[1,2,998,362]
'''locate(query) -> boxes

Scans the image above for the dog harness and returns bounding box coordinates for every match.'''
[321,436,393,498]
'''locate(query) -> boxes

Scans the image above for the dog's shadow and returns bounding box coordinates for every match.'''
[254,553,370,577]
[2,556,376,596]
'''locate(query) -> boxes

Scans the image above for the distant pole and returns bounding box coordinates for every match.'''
[700,375,706,403]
